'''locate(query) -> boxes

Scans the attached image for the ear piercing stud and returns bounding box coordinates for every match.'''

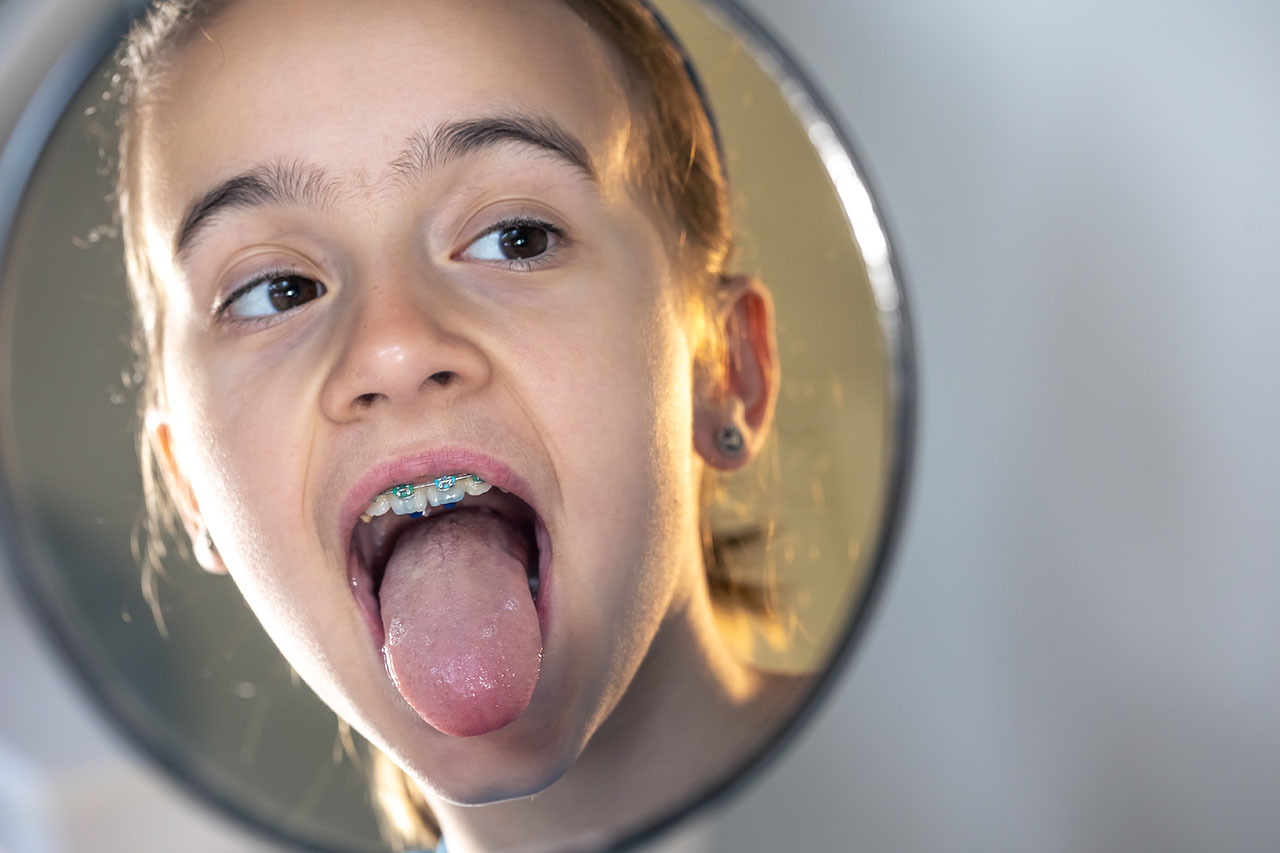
[716,424,744,456]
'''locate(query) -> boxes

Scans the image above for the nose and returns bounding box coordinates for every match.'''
[319,277,490,423]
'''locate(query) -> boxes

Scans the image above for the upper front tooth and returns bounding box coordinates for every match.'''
[425,482,464,506]
[436,481,465,504]
[391,486,429,515]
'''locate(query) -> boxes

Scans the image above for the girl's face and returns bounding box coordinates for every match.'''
[139,0,716,802]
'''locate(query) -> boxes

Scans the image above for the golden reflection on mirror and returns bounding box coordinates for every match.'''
[652,1,890,673]
[0,0,906,849]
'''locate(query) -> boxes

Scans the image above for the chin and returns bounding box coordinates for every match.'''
[383,701,591,806]
[406,737,579,806]
[438,758,576,807]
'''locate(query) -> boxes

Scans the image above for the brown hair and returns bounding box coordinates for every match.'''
[115,1,738,848]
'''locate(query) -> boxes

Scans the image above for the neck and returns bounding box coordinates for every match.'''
[428,554,807,852]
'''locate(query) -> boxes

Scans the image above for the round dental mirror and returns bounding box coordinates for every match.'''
[0,0,911,849]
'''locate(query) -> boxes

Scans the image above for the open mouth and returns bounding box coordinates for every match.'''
[348,474,542,628]
[345,472,547,737]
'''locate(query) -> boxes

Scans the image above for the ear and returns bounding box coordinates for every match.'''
[147,410,228,575]
[693,275,780,471]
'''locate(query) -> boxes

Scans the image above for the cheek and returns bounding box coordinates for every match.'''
[547,300,701,712]
[542,278,694,473]
[161,322,319,566]
[161,330,346,671]
[539,287,700,600]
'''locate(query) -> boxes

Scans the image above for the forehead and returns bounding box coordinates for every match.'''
[138,0,638,236]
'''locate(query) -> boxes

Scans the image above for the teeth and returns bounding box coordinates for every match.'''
[362,474,489,521]
[367,494,391,518]
[431,482,465,506]
[390,486,428,516]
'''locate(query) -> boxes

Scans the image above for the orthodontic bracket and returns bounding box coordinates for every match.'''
[378,473,482,499]
[360,473,489,523]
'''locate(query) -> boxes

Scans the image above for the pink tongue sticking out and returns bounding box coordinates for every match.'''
[379,508,542,737]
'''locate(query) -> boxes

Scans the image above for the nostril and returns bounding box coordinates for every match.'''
[354,392,382,408]
[427,371,456,388]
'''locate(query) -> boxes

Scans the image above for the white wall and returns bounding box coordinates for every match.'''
[4,0,1278,850]
[702,1,1280,850]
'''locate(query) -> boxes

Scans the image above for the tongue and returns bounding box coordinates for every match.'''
[379,508,542,737]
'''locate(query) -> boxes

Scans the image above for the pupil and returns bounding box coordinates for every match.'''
[499,225,548,260]
[267,276,320,311]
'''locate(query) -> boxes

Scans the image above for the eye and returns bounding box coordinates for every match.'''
[222,272,327,320]
[461,218,564,266]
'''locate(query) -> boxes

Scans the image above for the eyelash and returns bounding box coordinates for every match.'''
[215,267,311,323]
[459,216,569,271]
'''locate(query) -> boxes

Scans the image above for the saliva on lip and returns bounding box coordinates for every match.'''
[359,474,492,523]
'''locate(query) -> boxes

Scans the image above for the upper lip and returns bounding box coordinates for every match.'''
[336,446,541,552]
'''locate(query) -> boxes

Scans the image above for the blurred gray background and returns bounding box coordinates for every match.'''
[2,0,1278,851]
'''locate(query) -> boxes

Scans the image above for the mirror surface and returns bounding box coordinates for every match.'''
[0,0,910,849]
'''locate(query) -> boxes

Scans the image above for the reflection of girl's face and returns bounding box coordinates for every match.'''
[139,0,710,802]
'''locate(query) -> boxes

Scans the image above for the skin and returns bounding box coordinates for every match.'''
[138,0,797,848]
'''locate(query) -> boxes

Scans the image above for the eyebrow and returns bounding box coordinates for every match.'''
[173,114,597,258]
[391,114,595,186]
